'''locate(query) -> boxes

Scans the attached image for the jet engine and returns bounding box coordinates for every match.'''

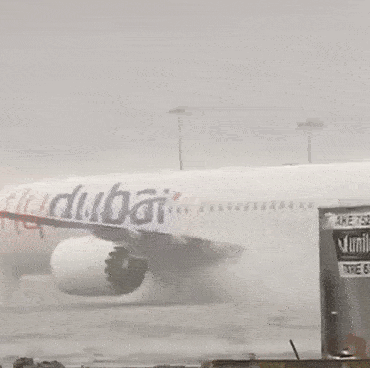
[50,236,148,296]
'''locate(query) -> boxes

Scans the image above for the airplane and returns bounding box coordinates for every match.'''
[1,161,370,357]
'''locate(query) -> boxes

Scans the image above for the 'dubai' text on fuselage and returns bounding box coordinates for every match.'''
[49,184,169,225]
[1,183,177,236]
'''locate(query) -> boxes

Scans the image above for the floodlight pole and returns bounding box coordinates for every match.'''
[296,119,324,164]
[177,116,183,171]
[307,131,312,164]
[168,107,190,171]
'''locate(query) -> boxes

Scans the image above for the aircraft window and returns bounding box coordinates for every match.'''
[270,202,276,210]
[244,205,249,211]
[279,201,285,209]
[235,205,240,211]
[261,203,266,210]
[199,206,204,212]
[253,203,258,210]
[227,203,232,210]
[210,206,214,212]
[184,208,189,214]
[218,205,223,211]
[177,207,181,213]
[289,201,294,209]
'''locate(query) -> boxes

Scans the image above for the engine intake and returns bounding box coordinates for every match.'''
[50,236,148,296]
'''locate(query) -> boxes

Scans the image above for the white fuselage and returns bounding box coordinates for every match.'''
[1,161,369,248]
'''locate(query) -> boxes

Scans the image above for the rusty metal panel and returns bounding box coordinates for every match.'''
[319,206,370,359]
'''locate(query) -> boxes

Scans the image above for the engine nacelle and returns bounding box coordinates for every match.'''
[50,236,148,296]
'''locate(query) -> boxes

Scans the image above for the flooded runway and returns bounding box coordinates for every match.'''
[0,276,320,366]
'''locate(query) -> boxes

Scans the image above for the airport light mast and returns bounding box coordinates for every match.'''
[296,118,324,163]
[168,106,192,171]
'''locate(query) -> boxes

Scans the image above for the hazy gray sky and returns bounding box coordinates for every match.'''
[1,0,370,188]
